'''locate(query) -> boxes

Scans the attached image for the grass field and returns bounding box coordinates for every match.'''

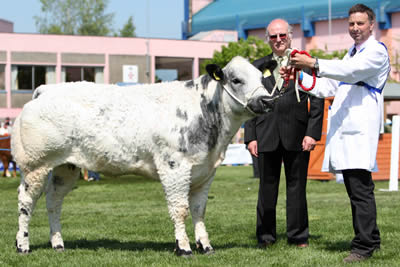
[0,166,399,266]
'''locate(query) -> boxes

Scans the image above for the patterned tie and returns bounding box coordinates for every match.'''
[350,47,357,57]
[274,56,284,90]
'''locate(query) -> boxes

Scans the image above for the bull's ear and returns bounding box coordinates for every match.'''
[206,64,224,82]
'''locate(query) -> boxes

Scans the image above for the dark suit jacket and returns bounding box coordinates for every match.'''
[244,54,325,152]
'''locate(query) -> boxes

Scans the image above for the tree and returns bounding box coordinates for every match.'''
[118,16,136,37]
[35,0,114,36]
[309,48,348,59]
[200,36,271,74]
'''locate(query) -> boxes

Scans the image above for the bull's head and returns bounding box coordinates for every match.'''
[206,56,276,116]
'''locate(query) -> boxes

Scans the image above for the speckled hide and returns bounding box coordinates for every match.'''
[12,56,275,256]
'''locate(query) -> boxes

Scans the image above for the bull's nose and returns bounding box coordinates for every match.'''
[261,95,278,111]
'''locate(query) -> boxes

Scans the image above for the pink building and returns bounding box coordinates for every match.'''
[0,33,228,119]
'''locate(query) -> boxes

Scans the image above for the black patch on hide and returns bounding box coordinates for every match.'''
[176,108,188,121]
[201,75,212,90]
[54,244,64,250]
[185,80,194,88]
[168,161,176,169]
[178,128,188,153]
[53,175,64,186]
[24,232,28,237]
[97,107,106,116]
[20,208,28,216]
[177,89,222,154]
[187,94,221,151]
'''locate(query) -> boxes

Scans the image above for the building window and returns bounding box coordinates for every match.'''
[11,65,56,90]
[62,66,103,83]
[0,65,5,90]
[155,57,193,82]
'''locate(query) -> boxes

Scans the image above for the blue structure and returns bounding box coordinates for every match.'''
[184,0,400,39]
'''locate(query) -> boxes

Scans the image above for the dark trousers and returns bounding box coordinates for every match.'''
[256,143,310,244]
[342,169,380,256]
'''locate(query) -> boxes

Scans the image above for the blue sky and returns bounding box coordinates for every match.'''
[0,0,184,39]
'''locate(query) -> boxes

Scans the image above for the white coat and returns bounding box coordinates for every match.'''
[300,36,390,172]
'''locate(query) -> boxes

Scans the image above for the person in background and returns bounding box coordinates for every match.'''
[83,169,100,181]
[286,3,389,263]
[244,18,324,249]
[0,117,12,136]
[4,117,11,127]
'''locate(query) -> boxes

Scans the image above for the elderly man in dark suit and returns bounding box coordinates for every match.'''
[244,18,324,248]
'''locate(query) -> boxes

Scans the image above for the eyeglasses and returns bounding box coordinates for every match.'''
[268,33,287,41]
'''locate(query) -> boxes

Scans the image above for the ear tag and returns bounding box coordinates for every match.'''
[213,72,221,81]
[263,69,271,77]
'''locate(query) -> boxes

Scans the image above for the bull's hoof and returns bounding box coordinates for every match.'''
[16,240,31,254]
[196,241,215,255]
[16,248,32,254]
[53,245,65,252]
[175,247,193,257]
[174,240,193,257]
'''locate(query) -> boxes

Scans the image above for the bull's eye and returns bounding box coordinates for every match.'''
[232,78,242,84]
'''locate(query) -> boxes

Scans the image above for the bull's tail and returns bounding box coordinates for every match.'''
[10,115,25,169]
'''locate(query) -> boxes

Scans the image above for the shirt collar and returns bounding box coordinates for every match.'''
[273,53,288,63]
[351,35,375,53]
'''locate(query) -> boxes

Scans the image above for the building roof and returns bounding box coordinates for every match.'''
[384,83,400,99]
[190,0,400,37]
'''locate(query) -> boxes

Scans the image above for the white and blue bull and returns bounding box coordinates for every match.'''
[13,56,275,256]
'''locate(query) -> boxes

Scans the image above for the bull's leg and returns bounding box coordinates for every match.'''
[16,167,50,253]
[189,172,215,254]
[158,160,193,256]
[46,164,80,252]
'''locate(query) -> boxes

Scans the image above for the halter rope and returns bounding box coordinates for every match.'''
[220,84,266,116]
[282,49,317,102]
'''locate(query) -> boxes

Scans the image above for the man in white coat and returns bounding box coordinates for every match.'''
[286,3,390,263]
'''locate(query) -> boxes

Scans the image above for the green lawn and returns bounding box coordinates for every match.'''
[0,166,399,266]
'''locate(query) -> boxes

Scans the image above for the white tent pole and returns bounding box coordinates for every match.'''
[328,0,332,36]
[389,115,399,191]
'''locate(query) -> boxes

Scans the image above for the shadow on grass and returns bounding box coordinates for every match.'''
[30,238,260,253]
[322,240,350,252]
[31,239,175,252]
[245,233,323,243]
[29,236,348,254]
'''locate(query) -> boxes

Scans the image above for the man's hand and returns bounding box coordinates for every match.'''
[302,136,317,151]
[247,140,258,157]
[289,53,316,69]
[280,66,295,84]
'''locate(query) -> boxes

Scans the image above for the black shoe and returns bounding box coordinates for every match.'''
[257,241,274,249]
[343,252,369,263]
[288,240,308,248]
